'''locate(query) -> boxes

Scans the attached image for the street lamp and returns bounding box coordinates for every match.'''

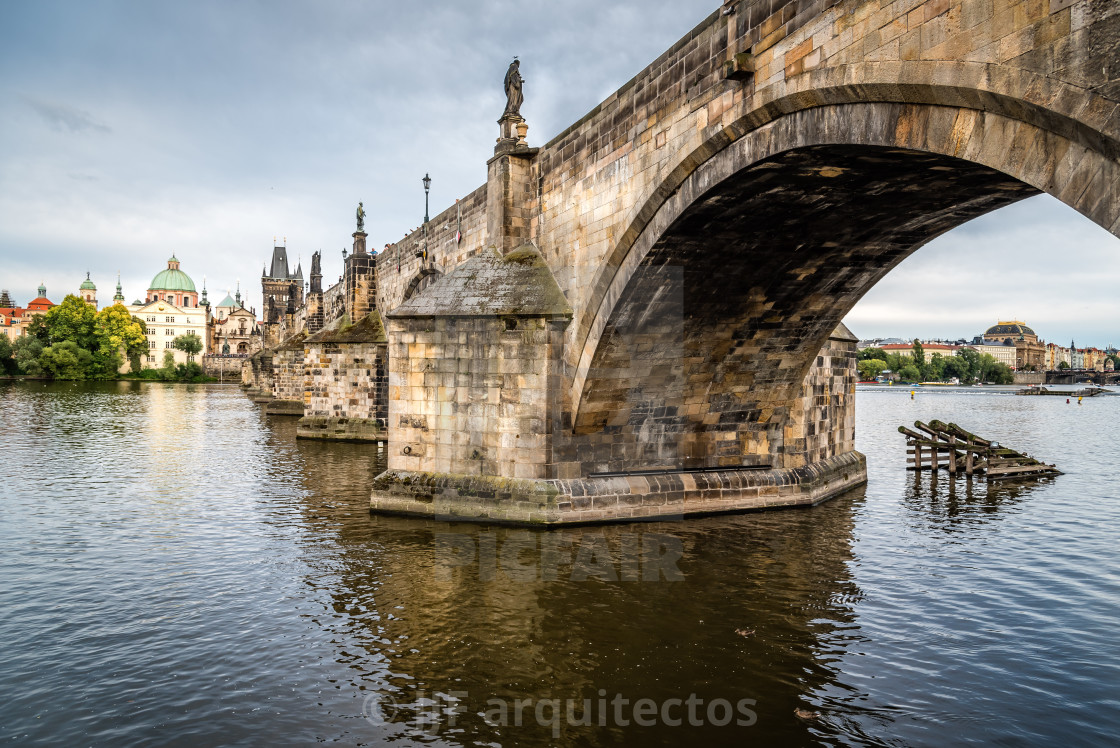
[423,173,431,223]
[420,173,431,261]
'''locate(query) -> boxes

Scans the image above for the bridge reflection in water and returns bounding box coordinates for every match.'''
[278,417,866,746]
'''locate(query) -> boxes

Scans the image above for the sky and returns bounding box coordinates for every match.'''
[1,0,1117,347]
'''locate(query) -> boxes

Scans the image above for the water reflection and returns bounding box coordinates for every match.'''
[5,383,1119,746]
[281,427,868,748]
[901,470,1053,530]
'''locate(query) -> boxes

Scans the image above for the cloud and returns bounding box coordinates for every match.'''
[23,96,111,134]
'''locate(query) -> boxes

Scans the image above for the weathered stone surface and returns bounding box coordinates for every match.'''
[370,451,865,525]
[298,312,388,442]
[296,415,385,442]
[388,245,572,319]
[364,0,1116,523]
[264,399,305,416]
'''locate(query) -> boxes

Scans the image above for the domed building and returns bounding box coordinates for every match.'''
[981,321,1038,345]
[126,255,209,368]
[146,255,199,308]
[980,320,1045,371]
[79,272,97,308]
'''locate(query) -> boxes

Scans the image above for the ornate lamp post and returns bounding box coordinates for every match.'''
[421,173,431,261]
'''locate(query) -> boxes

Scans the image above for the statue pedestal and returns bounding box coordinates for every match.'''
[352,230,367,255]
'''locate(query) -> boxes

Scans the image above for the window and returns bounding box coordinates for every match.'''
[165,329,173,336]
[187,355,195,363]
[149,341,156,349]
[165,316,175,323]
[165,342,172,349]
[147,355,154,363]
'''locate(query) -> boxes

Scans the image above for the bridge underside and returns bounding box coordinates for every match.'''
[370,144,1041,524]
[568,144,1039,477]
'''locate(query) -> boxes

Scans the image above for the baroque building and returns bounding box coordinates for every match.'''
[210,285,259,356]
[126,256,209,367]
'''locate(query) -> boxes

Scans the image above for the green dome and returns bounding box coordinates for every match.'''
[149,256,196,292]
[79,273,96,290]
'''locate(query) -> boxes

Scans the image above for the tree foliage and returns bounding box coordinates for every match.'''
[171,333,203,356]
[41,295,97,349]
[858,343,1014,384]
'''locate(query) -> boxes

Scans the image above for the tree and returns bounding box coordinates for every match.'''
[94,303,147,375]
[1058,361,1071,370]
[13,336,44,376]
[0,336,14,374]
[24,315,49,342]
[858,347,887,362]
[171,333,203,357]
[899,364,921,382]
[942,355,970,382]
[858,358,888,381]
[40,295,97,349]
[39,341,94,380]
[957,347,981,382]
[925,352,944,381]
[911,339,925,369]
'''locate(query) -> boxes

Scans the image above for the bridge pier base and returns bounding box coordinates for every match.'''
[369,452,865,525]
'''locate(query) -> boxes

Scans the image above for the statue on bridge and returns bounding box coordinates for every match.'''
[356,201,365,232]
[503,58,523,118]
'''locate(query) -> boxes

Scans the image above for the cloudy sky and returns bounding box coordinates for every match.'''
[2,0,1117,347]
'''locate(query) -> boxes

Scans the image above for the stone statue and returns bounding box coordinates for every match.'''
[356,201,365,232]
[311,250,321,277]
[503,58,523,118]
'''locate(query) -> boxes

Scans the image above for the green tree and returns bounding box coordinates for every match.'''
[40,295,97,349]
[911,339,925,369]
[1058,360,1071,370]
[39,341,94,380]
[0,335,14,374]
[25,315,49,342]
[171,333,203,357]
[942,355,971,382]
[858,347,887,362]
[925,352,944,381]
[858,358,888,380]
[899,364,921,382]
[13,336,44,376]
[95,303,147,375]
[957,347,981,382]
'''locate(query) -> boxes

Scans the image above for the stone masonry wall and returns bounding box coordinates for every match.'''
[272,340,306,403]
[789,328,858,468]
[387,315,566,480]
[377,185,488,314]
[304,341,388,424]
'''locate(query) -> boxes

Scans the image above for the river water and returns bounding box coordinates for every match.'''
[1,381,1117,746]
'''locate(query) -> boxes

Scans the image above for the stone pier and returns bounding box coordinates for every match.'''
[296,312,389,442]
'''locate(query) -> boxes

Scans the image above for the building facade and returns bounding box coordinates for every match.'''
[981,320,1046,371]
[126,256,209,367]
[0,284,55,343]
[209,287,259,356]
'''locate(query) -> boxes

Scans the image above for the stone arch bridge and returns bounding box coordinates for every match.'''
[313,0,1118,523]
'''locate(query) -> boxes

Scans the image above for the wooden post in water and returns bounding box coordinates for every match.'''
[949,435,956,474]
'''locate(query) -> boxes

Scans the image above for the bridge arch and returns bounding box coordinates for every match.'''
[402,266,443,303]
[568,97,1118,475]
